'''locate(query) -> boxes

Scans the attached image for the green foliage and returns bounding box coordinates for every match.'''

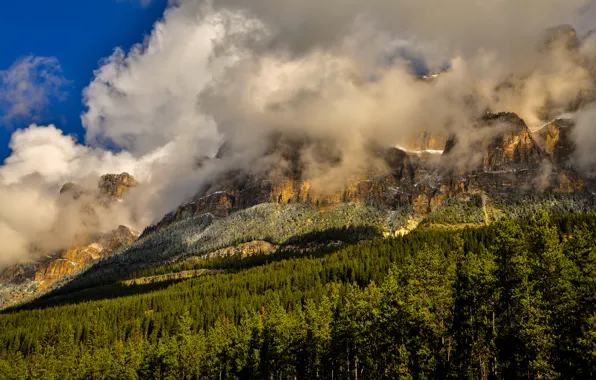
[52,203,406,292]
[422,195,486,225]
[2,212,596,378]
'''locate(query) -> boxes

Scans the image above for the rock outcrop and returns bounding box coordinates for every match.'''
[150,191,235,232]
[535,119,576,168]
[480,112,546,172]
[99,172,138,199]
[443,112,585,195]
[405,131,448,152]
[0,225,138,310]
[150,111,589,233]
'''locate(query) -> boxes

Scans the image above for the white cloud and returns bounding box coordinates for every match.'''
[0,124,150,186]
[0,56,68,128]
[0,124,163,267]
[1,0,596,268]
[82,7,228,156]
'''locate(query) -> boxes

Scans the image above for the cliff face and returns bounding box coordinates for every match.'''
[448,113,584,188]
[480,113,546,172]
[405,131,448,152]
[149,144,422,230]
[99,173,138,199]
[32,225,138,291]
[0,225,139,309]
[535,119,576,168]
[40,111,596,296]
[150,112,589,232]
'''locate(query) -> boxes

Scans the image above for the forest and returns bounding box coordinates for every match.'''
[0,210,596,379]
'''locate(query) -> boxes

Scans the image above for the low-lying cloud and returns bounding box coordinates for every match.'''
[1,0,596,268]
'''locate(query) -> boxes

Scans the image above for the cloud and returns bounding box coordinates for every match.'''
[81,6,240,156]
[0,124,150,186]
[2,0,596,268]
[571,104,596,175]
[0,124,163,267]
[79,0,596,216]
[0,56,69,128]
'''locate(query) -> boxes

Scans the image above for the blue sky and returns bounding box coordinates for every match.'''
[0,0,168,162]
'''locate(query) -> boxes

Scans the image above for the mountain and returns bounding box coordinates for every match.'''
[4,21,596,378]
[3,110,595,308]
[25,111,595,299]
[534,118,576,168]
[155,112,589,230]
[2,21,596,307]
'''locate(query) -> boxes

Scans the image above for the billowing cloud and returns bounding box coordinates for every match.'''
[82,7,229,156]
[1,124,150,186]
[0,56,69,128]
[0,125,155,266]
[2,0,596,268]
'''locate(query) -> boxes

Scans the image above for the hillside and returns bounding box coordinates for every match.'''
[1,212,596,379]
[2,111,596,310]
[3,1,596,379]
[35,112,595,296]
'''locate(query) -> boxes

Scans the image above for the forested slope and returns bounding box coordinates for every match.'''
[1,211,596,379]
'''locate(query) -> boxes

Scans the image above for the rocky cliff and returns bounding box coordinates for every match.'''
[0,225,138,309]
[40,112,596,297]
[149,112,588,233]
[534,118,576,168]
[98,173,138,199]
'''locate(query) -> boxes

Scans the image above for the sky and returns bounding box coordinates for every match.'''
[0,0,595,268]
[0,0,168,162]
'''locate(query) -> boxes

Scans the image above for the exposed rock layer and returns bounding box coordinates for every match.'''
[151,112,587,232]
[0,225,138,309]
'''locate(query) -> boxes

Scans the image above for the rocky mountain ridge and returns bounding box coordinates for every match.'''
[149,112,589,233]
[3,110,596,309]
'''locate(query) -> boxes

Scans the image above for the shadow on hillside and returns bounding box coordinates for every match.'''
[203,225,381,272]
[2,278,190,314]
[5,225,380,313]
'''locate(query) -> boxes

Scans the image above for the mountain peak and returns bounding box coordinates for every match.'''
[542,24,580,51]
[98,172,137,198]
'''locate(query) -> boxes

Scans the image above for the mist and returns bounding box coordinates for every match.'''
[2,0,596,268]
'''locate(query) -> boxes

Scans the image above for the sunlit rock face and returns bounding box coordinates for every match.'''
[98,172,138,199]
[405,131,448,153]
[535,119,576,168]
[32,225,138,291]
[0,225,138,310]
[442,112,585,196]
[479,112,546,172]
[148,111,589,234]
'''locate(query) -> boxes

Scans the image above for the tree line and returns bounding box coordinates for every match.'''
[1,211,596,379]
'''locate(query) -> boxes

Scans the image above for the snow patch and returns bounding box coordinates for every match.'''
[396,146,444,155]
[533,113,576,132]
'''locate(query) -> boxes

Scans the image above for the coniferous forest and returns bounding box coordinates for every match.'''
[1,211,596,379]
